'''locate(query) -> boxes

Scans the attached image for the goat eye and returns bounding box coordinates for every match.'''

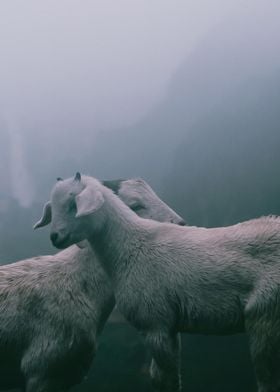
[130,203,144,212]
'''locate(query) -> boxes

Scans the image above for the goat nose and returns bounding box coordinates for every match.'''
[178,219,186,226]
[50,232,59,243]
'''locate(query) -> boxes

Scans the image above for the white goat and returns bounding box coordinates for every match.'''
[0,178,184,392]
[0,245,113,392]
[39,172,280,392]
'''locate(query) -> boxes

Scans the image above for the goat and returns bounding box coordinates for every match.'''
[0,177,184,392]
[0,245,112,392]
[39,172,280,392]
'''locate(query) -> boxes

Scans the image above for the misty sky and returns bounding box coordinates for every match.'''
[1,0,247,130]
[0,0,279,207]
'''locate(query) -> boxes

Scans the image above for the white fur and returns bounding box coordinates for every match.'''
[1,178,184,392]
[0,245,112,392]
[47,174,280,392]
[116,178,185,225]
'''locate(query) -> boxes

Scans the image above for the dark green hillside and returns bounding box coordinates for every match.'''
[164,73,280,227]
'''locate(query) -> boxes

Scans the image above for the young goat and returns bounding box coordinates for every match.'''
[39,172,280,392]
[0,178,184,392]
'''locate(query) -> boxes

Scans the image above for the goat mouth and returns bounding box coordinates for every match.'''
[52,234,71,249]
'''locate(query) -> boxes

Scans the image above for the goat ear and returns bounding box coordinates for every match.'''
[102,179,124,194]
[76,240,88,249]
[33,201,52,229]
[75,186,104,217]
[74,172,81,182]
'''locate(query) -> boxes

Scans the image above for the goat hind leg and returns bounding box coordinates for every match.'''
[25,376,64,392]
[145,331,182,392]
[254,356,280,392]
[248,324,280,392]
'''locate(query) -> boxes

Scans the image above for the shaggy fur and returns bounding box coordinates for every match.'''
[44,173,280,392]
[0,245,112,392]
[0,178,183,392]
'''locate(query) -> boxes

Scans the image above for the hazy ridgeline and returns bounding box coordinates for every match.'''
[1,1,280,391]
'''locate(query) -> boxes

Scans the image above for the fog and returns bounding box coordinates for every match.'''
[1,0,254,206]
[0,1,280,391]
[0,0,239,127]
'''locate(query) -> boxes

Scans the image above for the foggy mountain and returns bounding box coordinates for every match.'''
[1,0,280,260]
[165,71,280,227]
[0,0,238,208]
[0,0,260,207]
[90,2,280,226]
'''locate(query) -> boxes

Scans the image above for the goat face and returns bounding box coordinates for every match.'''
[103,178,186,226]
[35,173,102,249]
[35,174,186,248]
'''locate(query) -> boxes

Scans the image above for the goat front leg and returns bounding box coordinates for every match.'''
[25,376,63,392]
[145,331,181,392]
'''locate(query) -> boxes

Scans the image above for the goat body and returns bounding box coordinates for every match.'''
[0,245,114,391]
[2,177,183,392]
[45,174,280,392]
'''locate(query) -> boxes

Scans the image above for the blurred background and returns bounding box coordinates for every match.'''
[1,0,280,390]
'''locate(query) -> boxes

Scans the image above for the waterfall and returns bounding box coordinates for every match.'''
[7,118,36,208]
